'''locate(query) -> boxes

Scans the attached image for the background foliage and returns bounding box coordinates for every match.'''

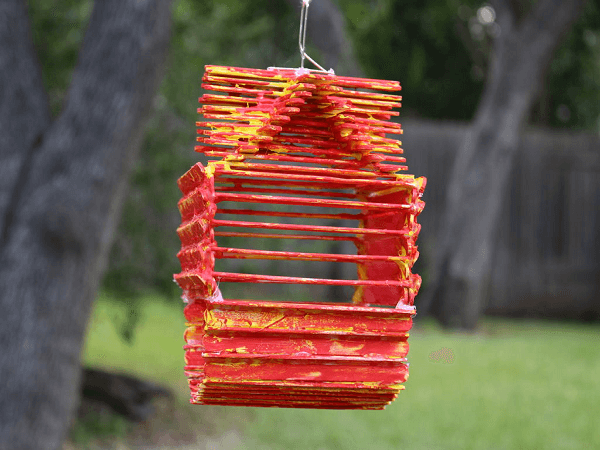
[27,0,600,331]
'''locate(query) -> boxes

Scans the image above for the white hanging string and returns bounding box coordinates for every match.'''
[269,0,334,75]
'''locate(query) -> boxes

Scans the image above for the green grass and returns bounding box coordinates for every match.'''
[74,294,190,446]
[82,293,188,394]
[243,319,600,450]
[69,409,131,446]
[82,295,600,450]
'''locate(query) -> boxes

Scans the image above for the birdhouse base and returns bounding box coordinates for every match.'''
[184,298,414,409]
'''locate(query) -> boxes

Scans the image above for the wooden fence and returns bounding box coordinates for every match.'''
[402,119,600,319]
[200,118,600,319]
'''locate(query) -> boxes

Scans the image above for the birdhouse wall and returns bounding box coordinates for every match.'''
[173,65,426,409]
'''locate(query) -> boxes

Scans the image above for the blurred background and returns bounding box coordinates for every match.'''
[84,0,600,325]
[14,0,600,448]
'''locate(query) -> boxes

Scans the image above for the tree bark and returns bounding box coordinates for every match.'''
[419,0,586,329]
[284,0,364,76]
[0,1,173,449]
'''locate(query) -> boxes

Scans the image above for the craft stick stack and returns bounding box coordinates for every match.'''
[174,65,426,409]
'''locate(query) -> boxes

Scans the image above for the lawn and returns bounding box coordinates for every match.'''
[81,294,600,450]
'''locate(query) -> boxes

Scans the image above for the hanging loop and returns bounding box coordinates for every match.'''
[298,0,334,73]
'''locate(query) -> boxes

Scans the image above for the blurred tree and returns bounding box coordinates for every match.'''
[419,0,587,329]
[102,0,600,313]
[0,1,172,449]
[102,0,300,308]
[24,0,593,337]
[341,0,486,119]
[341,0,600,127]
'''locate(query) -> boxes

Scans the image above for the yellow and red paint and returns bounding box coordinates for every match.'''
[174,65,426,409]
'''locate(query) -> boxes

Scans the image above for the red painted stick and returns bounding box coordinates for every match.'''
[175,65,426,409]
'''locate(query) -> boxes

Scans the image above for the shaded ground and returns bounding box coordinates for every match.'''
[64,395,247,450]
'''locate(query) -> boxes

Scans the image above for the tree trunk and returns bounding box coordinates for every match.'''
[419,0,586,329]
[0,1,173,449]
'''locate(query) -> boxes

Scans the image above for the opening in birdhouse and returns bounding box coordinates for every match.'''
[176,65,425,308]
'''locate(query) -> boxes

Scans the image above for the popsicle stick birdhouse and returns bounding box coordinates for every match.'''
[174,2,426,410]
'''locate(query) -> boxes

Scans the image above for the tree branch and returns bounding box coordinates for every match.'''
[26,0,173,258]
[419,0,586,328]
[0,1,173,448]
[0,0,51,245]
[505,0,528,22]
[490,0,515,31]
[518,0,586,66]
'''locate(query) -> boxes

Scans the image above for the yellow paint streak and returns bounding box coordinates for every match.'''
[330,341,365,355]
[368,185,406,198]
